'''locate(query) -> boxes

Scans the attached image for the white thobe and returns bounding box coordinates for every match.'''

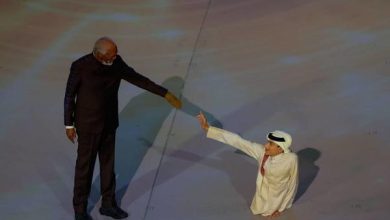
[207,126,298,216]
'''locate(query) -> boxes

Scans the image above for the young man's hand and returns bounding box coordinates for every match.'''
[197,112,209,132]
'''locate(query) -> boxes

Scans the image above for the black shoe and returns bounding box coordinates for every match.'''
[75,212,93,220]
[99,206,128,219]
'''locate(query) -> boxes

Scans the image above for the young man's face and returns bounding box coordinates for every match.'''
[264,141,284,156]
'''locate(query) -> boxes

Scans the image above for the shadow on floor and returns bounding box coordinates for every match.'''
[294,147,320,202]
[87,76,221,211]
[87,76,319,212]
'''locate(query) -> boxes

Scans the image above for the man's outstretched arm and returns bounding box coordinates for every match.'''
[117,56,181,109]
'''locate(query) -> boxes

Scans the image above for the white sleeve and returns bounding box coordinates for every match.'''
[279,155,299,210]
[206,126,264,160]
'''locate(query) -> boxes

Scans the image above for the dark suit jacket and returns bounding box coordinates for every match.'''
[64,53,168,133]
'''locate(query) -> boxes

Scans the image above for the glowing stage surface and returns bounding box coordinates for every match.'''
[0,0,389,219]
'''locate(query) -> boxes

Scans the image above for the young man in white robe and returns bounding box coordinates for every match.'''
[197,112,298,218]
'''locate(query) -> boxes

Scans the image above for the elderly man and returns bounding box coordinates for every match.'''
[64,37,182,220]
[197,112,298,218]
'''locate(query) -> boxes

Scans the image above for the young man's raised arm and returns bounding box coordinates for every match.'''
[197,112,264,160]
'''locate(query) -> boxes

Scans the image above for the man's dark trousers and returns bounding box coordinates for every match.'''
[73,129,117,214]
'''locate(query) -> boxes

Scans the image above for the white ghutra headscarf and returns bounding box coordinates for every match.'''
[267,130,292,153]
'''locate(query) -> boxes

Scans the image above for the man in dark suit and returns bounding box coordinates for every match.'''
[64,37,182,220]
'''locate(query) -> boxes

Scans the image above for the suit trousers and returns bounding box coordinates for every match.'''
[73,130,117,213]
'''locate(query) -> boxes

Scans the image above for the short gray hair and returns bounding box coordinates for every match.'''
[93,37,117,55]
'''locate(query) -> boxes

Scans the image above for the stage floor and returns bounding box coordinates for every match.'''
[1,0,389,219]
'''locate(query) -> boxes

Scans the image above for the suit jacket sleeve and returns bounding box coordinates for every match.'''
[116,56,168,97]
[64,62,81,126]
[207,126,264,160]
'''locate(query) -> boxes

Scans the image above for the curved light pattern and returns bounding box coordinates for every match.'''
[0,1,390,220]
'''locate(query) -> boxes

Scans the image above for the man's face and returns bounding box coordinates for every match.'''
[96,42,117,66]
[99,48,117,66]
[264,141,283,156]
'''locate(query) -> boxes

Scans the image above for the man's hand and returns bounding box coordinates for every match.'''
[197,112,209,132]
[66,128,77,144]
[164,91,182,109]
